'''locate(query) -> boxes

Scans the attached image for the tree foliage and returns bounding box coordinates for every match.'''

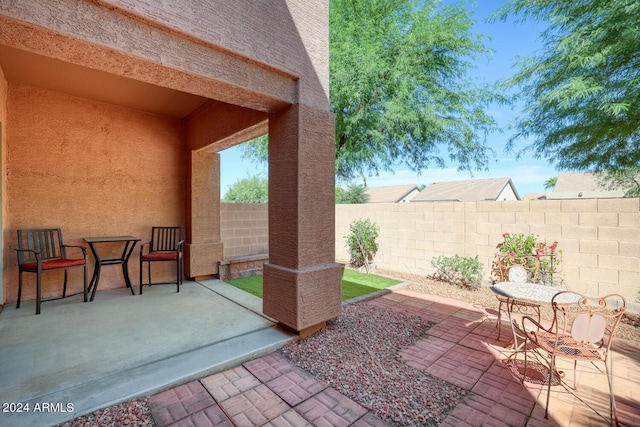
[596,167,640,197]
[243,0,502,181]
[332,0,501,180]
[241,135,268,164]
[336,184,370,204]
[222,175,268,203]
[492,0,640,172]
[544,176,557,190]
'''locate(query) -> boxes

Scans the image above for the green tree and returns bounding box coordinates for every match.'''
[241,135,268,163]
[492,0,640,172]
[222,176,268,203]
[544,176,557,190]
[336,184,370,204]
[596,167,640,198]
[243,0,502,181]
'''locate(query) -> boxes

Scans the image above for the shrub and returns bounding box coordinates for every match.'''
[430,254,483,288]
[492,232,562,284]
[345,218,379,273]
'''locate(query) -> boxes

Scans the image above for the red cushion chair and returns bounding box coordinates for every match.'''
[16,228,87,314]
[139,227,183,295]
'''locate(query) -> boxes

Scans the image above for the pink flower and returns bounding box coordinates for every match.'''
[549,245,556,250]
[502,233,509,238]
[539,242,547,247]
[509,252,516,257]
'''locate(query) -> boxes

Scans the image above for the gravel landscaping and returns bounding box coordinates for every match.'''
[57,398,154,427]
[281,304,466,426]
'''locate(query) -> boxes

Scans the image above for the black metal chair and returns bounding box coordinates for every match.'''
[139,226,184,294]
[16,228,88,314]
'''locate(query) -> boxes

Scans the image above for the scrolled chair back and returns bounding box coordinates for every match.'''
[507,264,528,283]
[551,291,626,348]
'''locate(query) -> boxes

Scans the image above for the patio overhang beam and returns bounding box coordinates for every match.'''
[0,12,297,114]
[187,101,269,153]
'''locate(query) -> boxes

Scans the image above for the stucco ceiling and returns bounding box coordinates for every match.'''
[0,45,210,118]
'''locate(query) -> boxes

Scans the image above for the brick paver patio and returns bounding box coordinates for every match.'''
[147,289,640,426]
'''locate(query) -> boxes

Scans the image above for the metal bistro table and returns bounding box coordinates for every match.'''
[84,236,140,301]
[491,281,575,349]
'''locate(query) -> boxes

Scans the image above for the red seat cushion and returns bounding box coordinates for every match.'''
[142,251,182,261]
[21,258,85,270]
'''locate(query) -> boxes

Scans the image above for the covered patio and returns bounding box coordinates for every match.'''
[1,0,341,337]
[0,280,294,427]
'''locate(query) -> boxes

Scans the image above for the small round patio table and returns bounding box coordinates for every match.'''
[491,282,577,350]
[492,282,570,304]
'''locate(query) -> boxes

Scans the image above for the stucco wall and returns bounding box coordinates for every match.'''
[0,0,327,113]
[4,84,186,303]
[0,66,6,300]
[0,1,339,331]
[97,0,330,110]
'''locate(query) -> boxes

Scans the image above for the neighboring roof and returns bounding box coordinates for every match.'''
[535,172,632,199]
[553,172,607,192]
[365,184,419,203]
[411,177,520,202]
[532,190,627,200]
[523,192,547,201]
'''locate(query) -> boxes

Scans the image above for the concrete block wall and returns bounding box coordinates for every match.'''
[219,255,268,280]
[220,199,640,305]
[220,203,268,259]
[336,199,640,305]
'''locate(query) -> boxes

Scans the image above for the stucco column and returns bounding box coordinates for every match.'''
[263,104,342,335]
[185,150,224,279]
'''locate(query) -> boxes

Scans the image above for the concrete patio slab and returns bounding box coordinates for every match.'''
[0,280,295,427]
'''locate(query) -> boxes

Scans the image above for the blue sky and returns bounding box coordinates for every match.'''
[221,1,556,198]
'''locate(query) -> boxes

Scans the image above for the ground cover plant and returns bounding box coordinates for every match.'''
[225,268,401,301]
[430,254,483,288]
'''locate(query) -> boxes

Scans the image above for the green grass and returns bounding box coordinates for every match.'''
[225,268,402,301]
[226,275,265,298]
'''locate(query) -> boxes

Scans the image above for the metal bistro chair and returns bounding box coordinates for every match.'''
[520,291,626,425]
[496,262,542,340]
[16,228,88,314]
[139,226,184,294]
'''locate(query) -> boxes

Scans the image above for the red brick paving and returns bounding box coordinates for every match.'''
[169,405,234,427]
[146,290,638,426]
[220,385,290,427]
[441,393,530,427]
[265,367,328,406]
[294,388,368,427]
[471,360,539,416]
[243,353,296,383]
[399,336,455,370]
[149,381,217,427]
[260,409,312,427]
[201,366,262,402]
